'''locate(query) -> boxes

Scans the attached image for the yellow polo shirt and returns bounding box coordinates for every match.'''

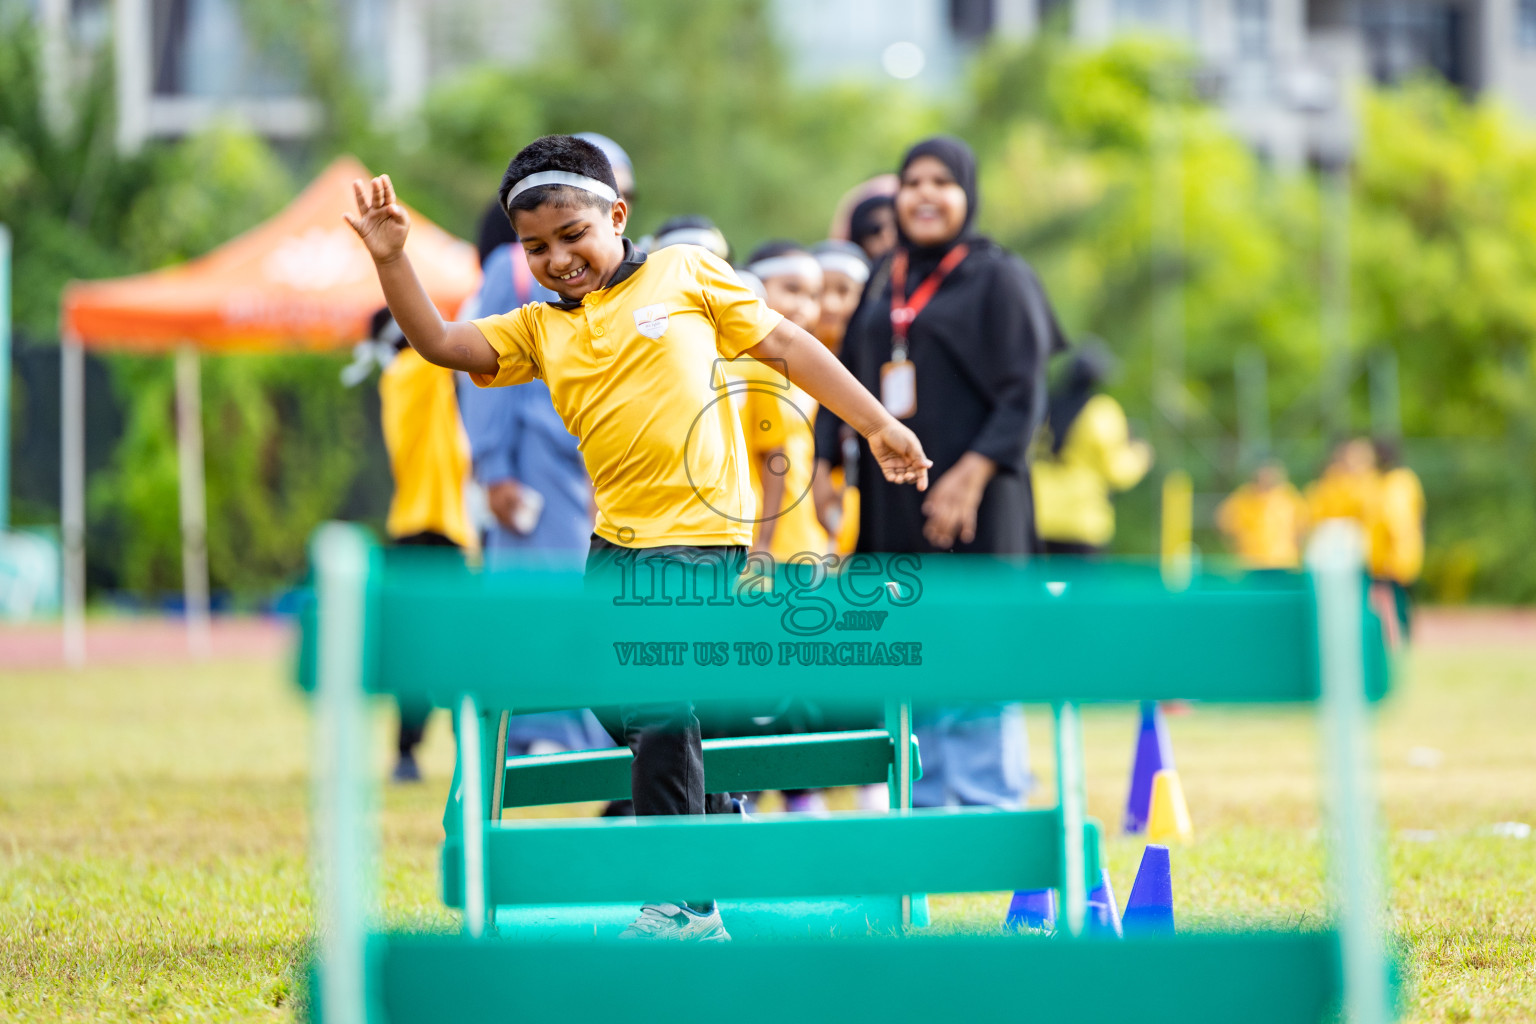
[379,346,475,550]
[1305,467,1377,525]
[470,245,783,548]
[1216,482,1306,569]
[1032,394,1152,547]
[1368,467,1425,584]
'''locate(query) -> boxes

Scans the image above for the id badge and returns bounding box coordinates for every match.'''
[880,359,917,419]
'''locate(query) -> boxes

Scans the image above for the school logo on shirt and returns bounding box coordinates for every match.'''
[633,303,669,339]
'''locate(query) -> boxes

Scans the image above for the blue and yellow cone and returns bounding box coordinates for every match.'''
[1122,843,1175,936]
[1124,701,1175,833]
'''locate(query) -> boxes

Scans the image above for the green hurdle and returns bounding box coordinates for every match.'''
[496,729,913,807]
[298,522,1398,1024]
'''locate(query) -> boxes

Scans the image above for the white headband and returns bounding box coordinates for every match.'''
[815,251,870,285]
[748,253,823,285]
[506,170,619,210]
[654,227,729,258]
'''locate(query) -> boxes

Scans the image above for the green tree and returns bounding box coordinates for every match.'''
[961,38,1536,597]
[0,19,148,335]
[965,37,1323,474]
[2,18,378,601]
[1349,83,1536,599]
[9,2,1536,601]
[404,0,935,251]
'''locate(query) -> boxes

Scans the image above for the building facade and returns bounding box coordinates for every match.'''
[28,0,1536,160]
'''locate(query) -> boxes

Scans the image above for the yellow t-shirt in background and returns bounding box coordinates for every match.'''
[379,346,475,550]
[831,471,860,558]
[470,245,783,548]
[1032,394,1152,547]
[1369,467,1425,584]
[1216,482,1306,569]
[1305,467,1377,525]
[730,357,827,560]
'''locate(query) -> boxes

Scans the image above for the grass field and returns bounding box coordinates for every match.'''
[1,629,1532,1022]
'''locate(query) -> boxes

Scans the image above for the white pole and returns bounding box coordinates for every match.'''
[61,332,85,666]
[886,697,913,925]
[459,694,487,937]
[38,0,72,134]
[113,0,151,154]
[1308,521,1389,1024]
[386,0,428,123]
[313,523,373,1024]
[1054,701,1087,938]
[175,345,211,657]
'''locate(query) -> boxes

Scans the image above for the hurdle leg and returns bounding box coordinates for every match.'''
[457,694,489,938]
[885,697,914,926]
[441,709,508,831]
[1053,701,1088,937]
[311,524,375,1024]
[1309,522,1390,1024]
[489,710,510,822]
[483,710,509,931]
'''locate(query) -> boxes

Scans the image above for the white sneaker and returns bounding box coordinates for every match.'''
[618,902,731,941]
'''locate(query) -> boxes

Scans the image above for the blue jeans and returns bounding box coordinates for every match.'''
[912,703,1032,809]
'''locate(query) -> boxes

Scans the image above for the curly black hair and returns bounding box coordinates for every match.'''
[497,135,619,222]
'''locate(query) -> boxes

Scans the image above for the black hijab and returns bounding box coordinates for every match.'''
[849,194,894,250]
[897,136,980,278]
[816,136,1065,554]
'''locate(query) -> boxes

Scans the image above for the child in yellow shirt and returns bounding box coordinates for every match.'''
[811,240,873,556]
[1367,440,1425,639]
[736,241,828,562]
[1215,461,1306,569]
[1305,438,1378,525]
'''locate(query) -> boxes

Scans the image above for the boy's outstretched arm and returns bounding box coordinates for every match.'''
[343,175,499,376]
[746,320,931,491]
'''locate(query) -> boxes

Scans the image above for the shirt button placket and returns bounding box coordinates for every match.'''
[587,305,608,354]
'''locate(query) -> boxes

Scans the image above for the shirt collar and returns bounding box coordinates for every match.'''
[548,238,648,311]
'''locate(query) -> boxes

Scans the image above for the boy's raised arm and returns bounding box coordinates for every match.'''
[344,175,499,376]
[746,320,931,491]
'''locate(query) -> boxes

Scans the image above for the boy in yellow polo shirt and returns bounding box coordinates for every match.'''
[345,134,930,941]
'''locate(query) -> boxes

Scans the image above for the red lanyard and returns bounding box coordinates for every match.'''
[889,243,968,359]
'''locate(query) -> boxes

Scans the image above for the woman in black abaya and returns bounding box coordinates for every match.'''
[815,135,1064,555]
[814,136,1066,808]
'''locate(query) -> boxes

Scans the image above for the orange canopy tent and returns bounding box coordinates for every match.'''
[57,157,481,661]
[62,156,478,349]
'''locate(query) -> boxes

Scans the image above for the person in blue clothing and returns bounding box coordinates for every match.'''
[458,203,596,570]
